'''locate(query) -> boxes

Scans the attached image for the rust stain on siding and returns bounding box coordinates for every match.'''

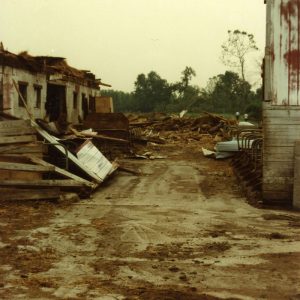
[280,0,298,22]
[284,49,300,71]
[281,0,300,104]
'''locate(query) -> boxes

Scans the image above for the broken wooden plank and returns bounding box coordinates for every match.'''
[70,127,129,144]
[0,155,43,181]
[25,154,97,188]
[0,161,54,172]
[0,135,36,145]
[0,154,33,163]
[33,123,102,183]
[0,179,87,188]
[0,143,47,154]
[0,188,61,201]
[0,119,32,131]
[0,122,36,137]
[0,127,36,137]
[0,170,42,181]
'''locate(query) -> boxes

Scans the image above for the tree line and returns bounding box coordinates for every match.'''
[101,30,262,119]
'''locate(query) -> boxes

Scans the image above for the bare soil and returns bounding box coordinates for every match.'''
[0,137,300,300]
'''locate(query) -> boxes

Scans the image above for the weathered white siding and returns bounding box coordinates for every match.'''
[263,0,300,205]
[0,65,100,124]
[1,66,47,119]
[263,105,300,202]
[265,0,300,105]
[65,82,99,123]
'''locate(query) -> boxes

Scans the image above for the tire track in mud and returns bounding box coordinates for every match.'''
[1,155,300,299]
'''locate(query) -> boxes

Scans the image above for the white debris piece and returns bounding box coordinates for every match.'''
[76,140,113,181]
[238,121,255,127]
[216,140,239,152]
[179,110,188,118]
[202,147,215,157]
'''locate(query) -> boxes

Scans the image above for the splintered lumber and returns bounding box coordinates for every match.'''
[34,122,102,183]
[0,154,43,181]
[0,179,88,188]
[25,154,97,189]
[0,154,33,163]
[0,135,36,145]
[0,143,47,154]
[0,188,61,201]
[0,119,31,130]
[90,133,129,144]
[70,127,129,144]
[203,112,228,122]
[0,170,42,181]
[0,120,36,136]
[0,161,54,172]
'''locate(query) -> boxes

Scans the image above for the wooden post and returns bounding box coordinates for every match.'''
[293,141,300,209]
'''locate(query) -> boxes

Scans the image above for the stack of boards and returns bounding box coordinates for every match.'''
[0,119,96,201]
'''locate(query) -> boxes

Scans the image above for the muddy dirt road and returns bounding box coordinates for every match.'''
[0,143,300,299]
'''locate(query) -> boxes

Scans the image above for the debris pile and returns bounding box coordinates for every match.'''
[129,112,237,146]
[0,116,117,202]
[80,112,130,158]
[0,109,245,202]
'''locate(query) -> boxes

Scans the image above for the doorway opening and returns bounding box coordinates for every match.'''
[45,83,67,122]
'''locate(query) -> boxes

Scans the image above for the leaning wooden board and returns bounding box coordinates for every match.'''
[34,122,103,183]
[0,135,37,145]
[0,162,55,172]
[0,119,32,132]
[25,154,96,188]
[0,143,47,154]
[0,154,43,181]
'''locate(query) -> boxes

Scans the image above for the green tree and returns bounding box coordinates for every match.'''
[244,86,262,120]
[180,66,196,90]
[168,67,200,112]
[204,71,254,114]
[221,30,258,81]
[133,71,173,112]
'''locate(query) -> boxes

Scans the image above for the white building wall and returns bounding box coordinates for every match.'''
[263,0,300,206]
[265,0,300,106]
[1,66,47,120]
[1,65,100,124]
[66,81,100,124]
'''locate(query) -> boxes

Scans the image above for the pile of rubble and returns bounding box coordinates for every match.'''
[0,109,241,202]
[128,112,237,145]
[0,114,117,202]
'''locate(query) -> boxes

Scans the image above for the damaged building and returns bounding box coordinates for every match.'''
[0,43,109,124]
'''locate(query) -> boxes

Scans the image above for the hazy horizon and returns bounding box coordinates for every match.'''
[0,0,266,92]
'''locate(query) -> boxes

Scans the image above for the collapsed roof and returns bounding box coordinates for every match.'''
[0,47,104,89]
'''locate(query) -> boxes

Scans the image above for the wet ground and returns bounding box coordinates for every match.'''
[0,142,300,299]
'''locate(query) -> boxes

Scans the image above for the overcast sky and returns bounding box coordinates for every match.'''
[0,0,266,92]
